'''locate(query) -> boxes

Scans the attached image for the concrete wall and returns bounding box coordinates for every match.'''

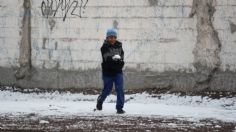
[0,0,236,92]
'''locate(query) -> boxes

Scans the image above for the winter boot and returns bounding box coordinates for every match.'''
[117,109,125,114]
[96,101,103,110]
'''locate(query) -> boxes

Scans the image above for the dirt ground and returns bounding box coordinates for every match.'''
[0,114,235,132]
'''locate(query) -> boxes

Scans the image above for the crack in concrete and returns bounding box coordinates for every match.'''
[189,0,222,90]
[15,0,32,80]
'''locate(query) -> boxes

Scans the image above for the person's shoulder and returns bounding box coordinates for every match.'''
[101,40,108,50]
[116,40,123,46]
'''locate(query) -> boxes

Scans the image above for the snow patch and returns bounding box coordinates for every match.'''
[0,91,235,122]
[39,120,49,124]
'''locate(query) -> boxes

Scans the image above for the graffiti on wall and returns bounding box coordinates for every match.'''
[41,0,88,21]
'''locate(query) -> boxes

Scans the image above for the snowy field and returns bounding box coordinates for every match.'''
[0,89,236,131]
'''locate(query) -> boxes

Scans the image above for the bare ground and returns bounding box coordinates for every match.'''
[0,114,235,132]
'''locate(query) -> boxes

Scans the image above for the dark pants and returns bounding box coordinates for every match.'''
[97,73,124,110]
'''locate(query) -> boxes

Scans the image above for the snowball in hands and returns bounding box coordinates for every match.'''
[112,54,121,60]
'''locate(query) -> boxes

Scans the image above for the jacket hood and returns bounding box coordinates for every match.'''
[103,40,122,48]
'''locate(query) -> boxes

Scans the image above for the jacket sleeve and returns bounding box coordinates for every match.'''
[121,48,124,61]
[119,47,125,66]
[101,46,114,71]
[101,46,106,61]
[101,46,113,62]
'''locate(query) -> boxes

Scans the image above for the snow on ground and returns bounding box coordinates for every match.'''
[0,90,235,123]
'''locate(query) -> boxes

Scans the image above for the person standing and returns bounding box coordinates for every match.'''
[96,28,125,114]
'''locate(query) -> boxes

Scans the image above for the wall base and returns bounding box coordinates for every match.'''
[0,66,235,92]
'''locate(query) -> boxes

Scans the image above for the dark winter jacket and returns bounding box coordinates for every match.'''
[101,40,125,76]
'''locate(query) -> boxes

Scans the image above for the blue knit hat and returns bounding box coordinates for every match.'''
[106,28,117,38]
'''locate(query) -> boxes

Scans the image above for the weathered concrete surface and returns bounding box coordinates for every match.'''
[189,0,222,90]
[0,0,236,92]
[15,0,32,80]
[1,66,236,92]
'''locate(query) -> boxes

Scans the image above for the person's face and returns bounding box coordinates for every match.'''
[107,36,117,45]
